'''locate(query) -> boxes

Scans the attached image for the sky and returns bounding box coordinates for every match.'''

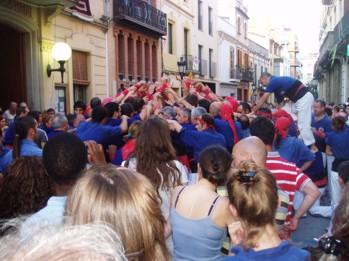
[246,0,323,57]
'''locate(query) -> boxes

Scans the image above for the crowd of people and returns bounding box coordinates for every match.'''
[0,74,348,260]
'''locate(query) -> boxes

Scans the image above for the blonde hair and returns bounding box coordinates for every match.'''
[65,165,169,261]
[0,223,126,261]
[227,160,278,248]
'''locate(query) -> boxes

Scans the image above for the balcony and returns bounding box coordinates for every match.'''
[236,65,254,82]
[114,0,167,35]
[22,0,78,7]
[322,0,333,5]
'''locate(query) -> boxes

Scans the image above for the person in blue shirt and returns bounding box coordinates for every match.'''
[312,100,333,154]
[254,72,316,150]
[47,113,68,140]
[3,106,29,146]
[223,160,309,261]
[104,102,121,127]
[0,116,42,173]
[210,102,234,151]
[326,116,349,209]
[76,106,128,149]
[274,116,314,173]
[169,114,227,162]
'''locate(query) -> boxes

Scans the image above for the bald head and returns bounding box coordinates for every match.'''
[209,102,222,117]
[232,136,267,168]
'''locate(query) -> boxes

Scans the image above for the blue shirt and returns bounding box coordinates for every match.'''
[4,121,16,145]
[0,139,43,172]
[21,196,66,239]
[265,76,297,103]
[311,115,332,152]
[47,130,65,140]
[180,128,227,162]
[223,241,309,261]
[171,123,196,157]
[326,128,349,159]
[214,116,234,149]
[278,137,314,168]
[76,121,123,148]
[106,118,121,127]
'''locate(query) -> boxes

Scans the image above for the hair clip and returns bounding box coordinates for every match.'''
[238,171,256,183]
[318,236,343,256]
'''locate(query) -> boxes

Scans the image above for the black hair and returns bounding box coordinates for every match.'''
[73,101,86,111]
[198,99,211,113]
[185,94,199,107]
[90,97,102,109]
[239,115,250,130]
[16,106,27,117]
[28,111,41,123]
[43,133,87,185]
[91,106,108,123]
[338,161,349,185]
[201,114,216,129]
[104,102,120,118]
[199,145,232,186]
[124,97,145,113]
[120,103,135,117]
[66,113,75,128]
[325,107,333,117]
[250,117,275,146]
[46,108,55,114]
[13,116,36,159]
[240,102,252,114]
[315,100,326,108]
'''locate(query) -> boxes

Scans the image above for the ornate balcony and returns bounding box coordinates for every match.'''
[21,0,79,7]
[236,65,254,82]
[114,0,167,35]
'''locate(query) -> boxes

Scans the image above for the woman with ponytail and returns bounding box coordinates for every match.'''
[224,160,309,261]
[171,145,234,261]
[0,116,42,173]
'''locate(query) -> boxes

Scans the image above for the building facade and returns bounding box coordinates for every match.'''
[0,0,114,113]
[314,0,349,103]
[191,0,218,92]
[161,0,194,94]
[216,0,253,101]
[113,0,167,93]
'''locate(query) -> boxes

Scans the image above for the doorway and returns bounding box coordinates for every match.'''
[0,24,27,110]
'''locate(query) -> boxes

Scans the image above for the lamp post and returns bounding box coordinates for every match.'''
[47,42,72,84]
[177,56,186,97]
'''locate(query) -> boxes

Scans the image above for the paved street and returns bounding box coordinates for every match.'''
[292,215,330,248]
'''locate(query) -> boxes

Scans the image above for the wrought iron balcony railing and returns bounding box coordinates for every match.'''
[114,0,167,35]
[236,65,254,82]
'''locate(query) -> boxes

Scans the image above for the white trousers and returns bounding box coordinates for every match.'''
[293,187,332,218]
[282,92,315,146]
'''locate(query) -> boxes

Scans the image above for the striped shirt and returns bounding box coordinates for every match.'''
[266,151,310,221]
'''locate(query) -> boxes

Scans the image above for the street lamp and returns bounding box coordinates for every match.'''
[47,42,72,84]
[177,57,186,80]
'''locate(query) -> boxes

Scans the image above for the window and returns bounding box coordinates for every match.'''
[244,53,249,67]
[184,28,189,59]
[72,51,89,104]
[237,49,243,66]
[230,47,235,78]
[237,17,241,35]
[209,48,213,77]
[198,0,203,30]
[208,7,213,35]
[244,22,247,39]
[198,44,203,74]
[168,23,173,54]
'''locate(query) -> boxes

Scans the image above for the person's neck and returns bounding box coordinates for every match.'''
[54,183,73,196]
[315,113,325,121]
[253,224,281,251]
[197,178,216,192]
[265,144,273,152]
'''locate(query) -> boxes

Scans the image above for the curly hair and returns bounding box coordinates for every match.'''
[0,157,53,219]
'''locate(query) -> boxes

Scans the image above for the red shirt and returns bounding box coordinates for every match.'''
[266,152,310,221]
